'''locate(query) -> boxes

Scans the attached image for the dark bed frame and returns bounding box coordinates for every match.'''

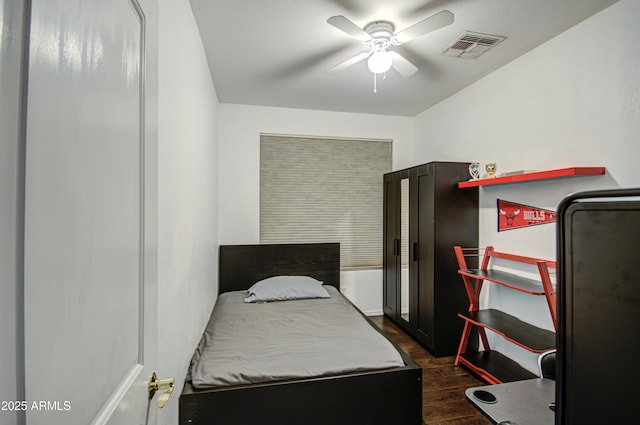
[179,243,422,425]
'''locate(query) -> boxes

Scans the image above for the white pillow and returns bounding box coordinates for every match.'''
[244,275,331,303]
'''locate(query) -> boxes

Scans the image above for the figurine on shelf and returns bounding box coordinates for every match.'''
[485,162,497,179]
[468,162,480,181]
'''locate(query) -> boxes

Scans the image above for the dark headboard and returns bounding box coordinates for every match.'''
[219,243,340,294]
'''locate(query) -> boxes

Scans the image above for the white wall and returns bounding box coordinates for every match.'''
[157,0,219,423]
[414,0,640,372]
[218,104,415,314]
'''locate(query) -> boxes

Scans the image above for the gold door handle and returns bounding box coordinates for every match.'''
[148,372,175,408]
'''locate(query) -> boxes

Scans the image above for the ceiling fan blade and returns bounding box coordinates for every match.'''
[389,51,418,77]
[324,51,370,74]
[327,15,371,41]
[394,10,454,44]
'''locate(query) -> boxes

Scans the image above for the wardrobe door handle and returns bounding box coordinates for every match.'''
[394,238,400,256]
[413,242,418,261]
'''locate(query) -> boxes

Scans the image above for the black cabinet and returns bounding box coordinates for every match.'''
[383,162,478,357]
[557,189,640,425]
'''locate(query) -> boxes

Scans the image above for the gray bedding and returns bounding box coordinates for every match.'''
[189,286,405,389]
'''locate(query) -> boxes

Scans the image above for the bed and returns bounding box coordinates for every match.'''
[179,243,422,425]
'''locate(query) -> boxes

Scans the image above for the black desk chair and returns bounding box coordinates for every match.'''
[538,349,556,380]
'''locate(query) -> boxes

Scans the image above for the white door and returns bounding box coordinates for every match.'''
[0,2,26,425]
[23,0,159,424]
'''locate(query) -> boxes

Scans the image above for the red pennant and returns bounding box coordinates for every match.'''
[497,199,557,231]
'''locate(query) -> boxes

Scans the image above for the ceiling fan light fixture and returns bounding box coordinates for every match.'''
[367,50,392,74]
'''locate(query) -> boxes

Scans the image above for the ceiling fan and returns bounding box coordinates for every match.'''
[325,10,454,79]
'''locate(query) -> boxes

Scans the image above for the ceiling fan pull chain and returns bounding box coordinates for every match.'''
[373,72,377,93]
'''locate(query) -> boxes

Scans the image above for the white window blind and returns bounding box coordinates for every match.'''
[260,134,392,268]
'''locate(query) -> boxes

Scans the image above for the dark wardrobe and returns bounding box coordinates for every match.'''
[383,162,478,357]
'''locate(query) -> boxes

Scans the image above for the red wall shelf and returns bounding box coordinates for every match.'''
[458,167,605,188]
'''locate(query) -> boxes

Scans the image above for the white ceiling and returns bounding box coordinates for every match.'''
[188,0,618,117]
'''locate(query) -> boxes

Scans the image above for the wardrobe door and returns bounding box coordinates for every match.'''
[382,174,399,319]
[399,176,411,327]
[415,164,436,348]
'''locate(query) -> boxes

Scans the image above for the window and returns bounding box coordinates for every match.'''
[260,134,392,268]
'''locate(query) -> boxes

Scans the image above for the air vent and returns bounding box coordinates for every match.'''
[442,31,506,59]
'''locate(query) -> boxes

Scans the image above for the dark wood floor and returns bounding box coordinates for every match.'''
[369,315,492,425]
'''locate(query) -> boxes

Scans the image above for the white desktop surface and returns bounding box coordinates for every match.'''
[465,378,555,425]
